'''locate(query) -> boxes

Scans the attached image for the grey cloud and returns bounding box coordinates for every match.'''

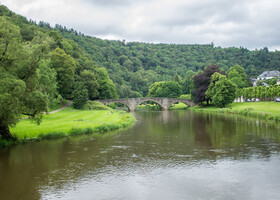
[79,0,150,7]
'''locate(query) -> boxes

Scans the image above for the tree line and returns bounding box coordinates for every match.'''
[5,3,278,99]
[0,6,117,139]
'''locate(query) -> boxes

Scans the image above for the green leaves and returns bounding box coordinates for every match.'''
[206,72,236,107]
[148,81,182,98]
[50,47,76,99]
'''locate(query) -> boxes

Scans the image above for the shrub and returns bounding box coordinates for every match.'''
[37,132,66,140]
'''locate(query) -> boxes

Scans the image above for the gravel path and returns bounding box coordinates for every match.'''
[49,100,73,114]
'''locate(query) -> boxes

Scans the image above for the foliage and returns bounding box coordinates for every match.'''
[237,85,280,101]
[190,102,280,124]
[79,70,99,100]
[84,101,111,110]
[227,65,251,88]
[96,67,118,99]
[50,47,76,99]
[72,82,88,109]
[2,5,280,101]
[192,65,225,104]
[0,17,49,139]
[182,70,196,94]
[148,81,182,98]
[0,8,119,140]
[206,72,237,107]
[264,77,278,85]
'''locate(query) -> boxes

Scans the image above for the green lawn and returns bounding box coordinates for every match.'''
[190,102,280,123]
[170,102,188,110]
[11,106,135,139]
[192,102,280,115]
[228,102,280,115]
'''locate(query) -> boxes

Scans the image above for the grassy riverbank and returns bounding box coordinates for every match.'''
[9,103,135,141]
[190,102,280,123]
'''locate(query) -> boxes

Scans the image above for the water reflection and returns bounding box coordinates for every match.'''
[0,111,280,200]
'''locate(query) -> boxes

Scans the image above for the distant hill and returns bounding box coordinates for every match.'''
[1,4,280,97]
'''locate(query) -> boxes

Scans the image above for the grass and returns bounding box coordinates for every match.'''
[169,102,188,110]
[10,104,135,140]
[136,104,161,111]
[190,102,280,123]
[229,102,280,115]
[136,102,189,111]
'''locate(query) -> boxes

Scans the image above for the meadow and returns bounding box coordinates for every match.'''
[11,103,135,139]
[190,102,280,123]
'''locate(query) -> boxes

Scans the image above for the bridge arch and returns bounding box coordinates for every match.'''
[137,99,165,110]
[106,102,131,111]
[165,99,193,110]
[95,98,195,111]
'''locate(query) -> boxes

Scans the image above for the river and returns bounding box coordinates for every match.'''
[0,111,280,200]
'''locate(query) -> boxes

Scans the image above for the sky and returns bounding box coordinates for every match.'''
[1,0,280,50]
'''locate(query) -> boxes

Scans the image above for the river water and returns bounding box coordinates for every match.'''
[1,111,280,200]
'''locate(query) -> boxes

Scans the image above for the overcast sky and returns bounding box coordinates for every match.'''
[1,0,280,50]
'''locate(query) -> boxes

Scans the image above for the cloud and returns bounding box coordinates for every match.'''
[1,0,280,50]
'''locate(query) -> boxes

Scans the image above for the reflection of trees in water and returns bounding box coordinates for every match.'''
[0,135,117,199]
[199,112,280,159]
[0,111,279,199]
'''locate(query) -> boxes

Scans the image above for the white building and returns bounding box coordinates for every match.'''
[257,71,280,80]
[277,78,280,85]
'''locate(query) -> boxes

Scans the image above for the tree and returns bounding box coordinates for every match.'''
[80,70,99,100]
[227,65,251,88]
[182,70,196,94]
[192,64,225,104]
[72,82,88,109]
[50,47,76,99]
[205,72,236,107]
[38,59,61,108]
[148,81,182,98]
[0,17,49,139]
[96,67,118,99]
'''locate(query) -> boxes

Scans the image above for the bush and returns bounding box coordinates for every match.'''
[84,101,111,110]
[37,132,66,140]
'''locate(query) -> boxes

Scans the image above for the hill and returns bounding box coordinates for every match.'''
[1,4,280,98]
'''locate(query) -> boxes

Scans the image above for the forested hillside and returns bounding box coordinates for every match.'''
[58,27,280,98]
[1,4,280,99]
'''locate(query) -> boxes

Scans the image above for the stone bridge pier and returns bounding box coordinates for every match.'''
[95,98,195,111]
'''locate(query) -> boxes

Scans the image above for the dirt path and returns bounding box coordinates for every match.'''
[49,100,73,114]
[20,101,73,120]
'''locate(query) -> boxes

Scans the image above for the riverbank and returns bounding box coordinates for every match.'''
[190,102,280,123]
[1,103,135,146]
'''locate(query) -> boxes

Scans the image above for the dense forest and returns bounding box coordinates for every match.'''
[1,5,280,99]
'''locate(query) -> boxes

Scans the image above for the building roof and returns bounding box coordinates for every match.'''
[258,71,280,78]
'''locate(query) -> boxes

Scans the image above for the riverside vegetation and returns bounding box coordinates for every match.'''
[0,102,135,146]
[190,102,280,124]
[1,5,280,144]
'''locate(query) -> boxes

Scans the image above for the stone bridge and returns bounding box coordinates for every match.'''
[95,98,195,111]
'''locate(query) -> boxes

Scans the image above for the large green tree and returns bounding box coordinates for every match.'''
[192,65,225,104]
[205,72,236,107]
[50,47,76,99]
[0,17,49,139]
[96,67,118,99]
[79,70,99,100]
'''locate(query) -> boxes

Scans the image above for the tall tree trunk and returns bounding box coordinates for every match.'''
[0,125,14,140]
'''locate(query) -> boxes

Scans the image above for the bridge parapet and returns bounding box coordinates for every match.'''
[95,97,195,111]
